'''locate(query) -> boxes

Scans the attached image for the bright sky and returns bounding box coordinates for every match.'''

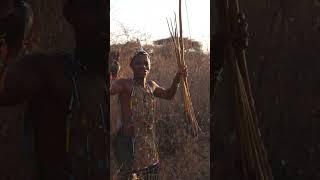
[110,0,210,52]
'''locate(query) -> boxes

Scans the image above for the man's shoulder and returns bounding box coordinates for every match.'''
[116,78,131,82]
[11,52,50,70]
[112,78,133,94]
[18,52,48,62]
[12,51,78,76]
[17,51,69,66]
[115,78,132,86]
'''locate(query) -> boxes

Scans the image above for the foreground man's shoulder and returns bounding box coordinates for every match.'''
[18,52,48,62]
[18,52,64,65]
[12,52,51,70]
[14,52,78,75]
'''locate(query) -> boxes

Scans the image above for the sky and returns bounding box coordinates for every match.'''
[110,0,210,51]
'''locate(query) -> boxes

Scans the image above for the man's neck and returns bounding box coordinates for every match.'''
[133,77,147,88]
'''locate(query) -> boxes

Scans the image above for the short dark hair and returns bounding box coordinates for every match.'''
[0,1,33,57]
[63,0,107,32]
[130,50,150,67]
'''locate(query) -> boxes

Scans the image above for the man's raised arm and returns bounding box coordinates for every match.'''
[109,78,126,95]
[153,67,187,100]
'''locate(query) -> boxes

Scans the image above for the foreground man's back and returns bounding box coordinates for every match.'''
[0,53,73,179]
[0,0,108,179]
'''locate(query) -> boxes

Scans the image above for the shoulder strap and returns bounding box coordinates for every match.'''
[146,81,155,98]
[60,51,82,111]
[58,51,82,154]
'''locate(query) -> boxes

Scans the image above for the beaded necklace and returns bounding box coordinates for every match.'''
[129,79,159,170]
[130,80,155,136]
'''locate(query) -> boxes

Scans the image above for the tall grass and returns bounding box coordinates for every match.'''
[110,39,210,179]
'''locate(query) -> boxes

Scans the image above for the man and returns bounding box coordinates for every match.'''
[109,54,122,178]
[0,0,32,62]
[0,0,108,179]
[109,54,121,134]
[109,52,121,81]
[110,48,187,179]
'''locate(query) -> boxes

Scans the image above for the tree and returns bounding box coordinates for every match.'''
[153,37,203,52]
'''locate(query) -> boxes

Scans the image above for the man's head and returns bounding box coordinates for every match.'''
[109,51,121,79]
[110,60,120,80]
[0,0,14,18]
[63,0,107,34]
[0,0,33,60]
[130,49,151,79]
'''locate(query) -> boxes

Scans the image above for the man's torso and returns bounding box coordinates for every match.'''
[116,79,159,171]
[22,53,108,179]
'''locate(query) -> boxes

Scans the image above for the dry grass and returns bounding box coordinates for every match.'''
[110,40,210,180]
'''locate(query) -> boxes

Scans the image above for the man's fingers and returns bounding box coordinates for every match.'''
[183,67,188,76]
[179,66,187,72]
[177,66,188,79]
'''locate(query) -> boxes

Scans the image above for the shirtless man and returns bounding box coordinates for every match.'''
[109,52,121,81]
[109,55,121,134]
[110,49,187,179]
[0,0,108,179]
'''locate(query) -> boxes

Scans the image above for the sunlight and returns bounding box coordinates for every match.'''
[110,0,210,51]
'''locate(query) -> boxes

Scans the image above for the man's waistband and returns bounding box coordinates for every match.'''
[133,162,160,174]
[119,162,160,178]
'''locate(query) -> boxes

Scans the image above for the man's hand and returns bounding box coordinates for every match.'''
[174,66,188,85]
[109,72,114,81]
[232,12,250,49]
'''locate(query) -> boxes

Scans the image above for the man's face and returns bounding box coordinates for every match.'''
[131,54,151,79]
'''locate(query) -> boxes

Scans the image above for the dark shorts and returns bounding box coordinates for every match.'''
[113,129,160,180]
[117,163,160,180]
[112,131,135,173]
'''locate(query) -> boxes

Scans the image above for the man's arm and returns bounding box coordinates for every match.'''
[0,54,43,106]
[109,78,125,96]
[152,68,186,100]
